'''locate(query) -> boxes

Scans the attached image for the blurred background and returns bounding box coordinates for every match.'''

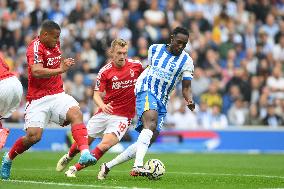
[1,0,284,153]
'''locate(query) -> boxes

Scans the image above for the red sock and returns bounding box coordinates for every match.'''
[75,162,84,171]
[73,147,105,171]
[91,147,105,160]
[68,142,80,157]
[8,137,29,160]
[71,123,88,151]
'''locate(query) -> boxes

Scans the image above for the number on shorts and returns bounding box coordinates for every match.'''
[118,122,127,132]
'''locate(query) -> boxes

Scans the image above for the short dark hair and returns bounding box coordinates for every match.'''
[41,20,61,32]
[172,27,189,37]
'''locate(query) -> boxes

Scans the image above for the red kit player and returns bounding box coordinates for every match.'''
[1,20,96,180]
[56,39,143,178]
[0,55,23,149]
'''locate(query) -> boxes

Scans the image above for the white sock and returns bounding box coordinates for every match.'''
[80,149,89,155]
[134,129,153,167]
[5,153,12,161]
[106,142,137,169]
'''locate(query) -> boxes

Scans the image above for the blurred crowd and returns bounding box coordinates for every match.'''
[1,0,284,129]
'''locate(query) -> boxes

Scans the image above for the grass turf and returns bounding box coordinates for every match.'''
[0,152,283,189]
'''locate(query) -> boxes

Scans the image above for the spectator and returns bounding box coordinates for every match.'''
[211,104,228,129]
[196,100,212,129]
[263,103,283,127]
[80,40,98,71]
[169,101,198,130]
[272,34,284,62]
[200,79,223,108]
[245,103,263,126]
[71,72,86,102]
[192,67,210,104]
[266,65,284,100]
[228,96,248,126]
[29,0,48,29]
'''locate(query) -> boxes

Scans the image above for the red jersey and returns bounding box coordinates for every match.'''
[95,58,143,118]
[26,37,63,101]
[0,57,14,80]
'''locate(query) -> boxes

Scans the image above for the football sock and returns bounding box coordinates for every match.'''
[8,137,28,160]
[106,142,137,169]
[91,147,104,160]
[68,142,80,158]
[74,162,84,171]
[71,123,89,152]
[134,129,153,167]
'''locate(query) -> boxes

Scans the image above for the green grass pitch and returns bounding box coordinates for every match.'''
[0,152,283,189]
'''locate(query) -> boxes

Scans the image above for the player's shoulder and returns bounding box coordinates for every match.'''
[149,44,163,51]
[98,62,113,75]
[126,58,143,72]
[181,51,193,64]
[27,38,43,52]
[127,58,142,65]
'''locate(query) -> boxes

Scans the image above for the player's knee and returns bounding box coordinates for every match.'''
[26,133,41,144]
[67,106,83,123]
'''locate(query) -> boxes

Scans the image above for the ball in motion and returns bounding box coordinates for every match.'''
[144,159,166,180]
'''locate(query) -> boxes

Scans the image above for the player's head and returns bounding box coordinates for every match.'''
[110,38,128,67]
[168,27,189,56]
[39,20,61,49]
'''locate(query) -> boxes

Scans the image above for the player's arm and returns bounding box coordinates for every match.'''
[182,57,195,111]
[93,91,113,114]
[182,80,195,111]
[93,71,113,114]
[31,58,75,78]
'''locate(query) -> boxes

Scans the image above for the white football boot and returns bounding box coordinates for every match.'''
[97,163,110,180]
[65,166,77,177]
[56,154,73,172]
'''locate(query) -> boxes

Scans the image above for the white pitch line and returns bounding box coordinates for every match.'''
[13,168,284,180]
[166,171,284,179]
[3,179,152,189]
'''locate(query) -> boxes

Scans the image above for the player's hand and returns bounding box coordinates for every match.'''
[187,100,195,111]
[60,58,75,72]
[101,101,113,114]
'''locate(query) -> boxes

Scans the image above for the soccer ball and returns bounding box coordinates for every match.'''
[144,159,166,180]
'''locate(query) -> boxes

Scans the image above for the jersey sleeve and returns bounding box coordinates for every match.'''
[94,70,107,92]
[147,44,157,66]
[136,59,144,74]
[182,55,194,80]
[27,42,44,66]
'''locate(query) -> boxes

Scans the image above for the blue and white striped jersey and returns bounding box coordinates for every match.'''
[135,44,194,105]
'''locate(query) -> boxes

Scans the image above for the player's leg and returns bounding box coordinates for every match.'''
[130,110,157,176]
[0,76,23,149]
[66,133,118,177]
[1,127,43,179]
[66,115,130,178]
[57,114,102,172]
[56,136,95,172]
[63,112,106,176]
[84,133,119,168]
[99,130,160,180]
[54,93,96,166]
[129,92,159,176]
[98,142,137,180]
[0,121,9,150]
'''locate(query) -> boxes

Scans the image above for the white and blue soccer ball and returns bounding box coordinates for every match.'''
[144,159,166,180]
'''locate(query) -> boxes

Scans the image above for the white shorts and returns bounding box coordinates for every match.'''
[24,92,79,129]
[0,76,23,118]
[87,112,131,141]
